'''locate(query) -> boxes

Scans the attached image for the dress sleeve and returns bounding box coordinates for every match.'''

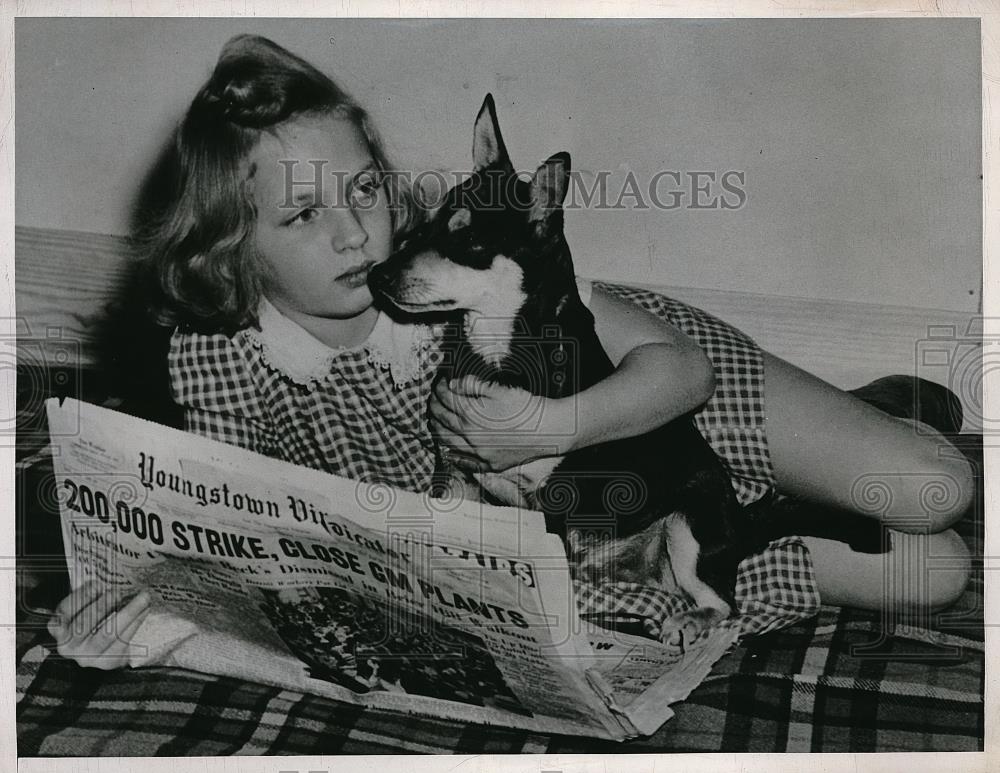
[168,328,281,459]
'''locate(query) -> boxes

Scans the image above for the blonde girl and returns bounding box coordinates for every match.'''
[49,35,973,669]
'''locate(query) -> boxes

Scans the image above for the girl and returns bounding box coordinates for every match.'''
[49,34,973,669]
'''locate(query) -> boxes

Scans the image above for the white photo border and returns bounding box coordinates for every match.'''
[1,3,994,773]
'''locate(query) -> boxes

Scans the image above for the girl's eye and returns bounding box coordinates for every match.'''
[350,171,384,208]
[286,207,320,227]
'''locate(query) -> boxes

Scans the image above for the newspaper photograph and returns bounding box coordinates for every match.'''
[11,12,986,764]
[46,397,736,740]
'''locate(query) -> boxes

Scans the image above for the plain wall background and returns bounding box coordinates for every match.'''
[15,17,982,311]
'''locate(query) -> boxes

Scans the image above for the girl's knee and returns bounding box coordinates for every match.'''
[923,530,972,611]
[884,528,970,612]
[876,439,976,533]
[921,452,976,532]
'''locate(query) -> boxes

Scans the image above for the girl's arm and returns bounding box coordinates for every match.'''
[430,285,716,471]
[569,284,716,445]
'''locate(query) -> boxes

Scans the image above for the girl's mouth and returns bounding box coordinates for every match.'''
[337,261,376,288]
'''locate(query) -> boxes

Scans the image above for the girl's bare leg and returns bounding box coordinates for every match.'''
[801,532,970,613]
[762,351,974,611]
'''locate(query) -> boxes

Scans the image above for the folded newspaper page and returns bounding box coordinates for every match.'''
[46,398,737,739]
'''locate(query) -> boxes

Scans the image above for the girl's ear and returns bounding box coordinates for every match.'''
[529,152,571,226]
[472,94,513,172]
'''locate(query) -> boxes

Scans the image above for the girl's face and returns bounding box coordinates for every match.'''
[249,114,393,327]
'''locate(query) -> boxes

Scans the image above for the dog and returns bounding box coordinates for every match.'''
[368,95,889,646]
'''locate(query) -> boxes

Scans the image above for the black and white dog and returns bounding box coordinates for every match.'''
[369,95,888,645]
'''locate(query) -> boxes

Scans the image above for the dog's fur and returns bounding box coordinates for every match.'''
[369,95,889,645]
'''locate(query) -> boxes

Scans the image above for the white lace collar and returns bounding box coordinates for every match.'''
[240,297,437,389]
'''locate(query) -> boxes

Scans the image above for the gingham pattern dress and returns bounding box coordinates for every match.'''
[170,297,443,493]
[169,283,819,638]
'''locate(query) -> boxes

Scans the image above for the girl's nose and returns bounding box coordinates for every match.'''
[331,208,369,252]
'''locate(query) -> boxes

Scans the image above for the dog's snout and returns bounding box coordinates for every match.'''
[366,262,391,294]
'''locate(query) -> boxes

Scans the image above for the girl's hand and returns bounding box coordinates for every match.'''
[47,581,152,670]
[430,375,573,472]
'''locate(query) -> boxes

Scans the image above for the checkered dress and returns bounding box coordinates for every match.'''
[169,283,818,639]
[592,282,775,507]
[169,306,443,494]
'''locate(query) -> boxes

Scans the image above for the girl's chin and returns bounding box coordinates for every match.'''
[267,280,380,320]
[329,291,379,320]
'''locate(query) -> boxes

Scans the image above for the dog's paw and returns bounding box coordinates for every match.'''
[656,606,728,651]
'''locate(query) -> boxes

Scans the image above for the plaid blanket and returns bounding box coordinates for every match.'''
[15,437,984,755]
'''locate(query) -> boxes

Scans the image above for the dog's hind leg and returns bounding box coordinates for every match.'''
[654,515,732,649]
[744,496,892,555]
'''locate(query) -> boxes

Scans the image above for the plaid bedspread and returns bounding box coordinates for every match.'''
[15,439,984,755]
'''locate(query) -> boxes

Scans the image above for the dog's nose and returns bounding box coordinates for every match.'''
[366,262,390,294]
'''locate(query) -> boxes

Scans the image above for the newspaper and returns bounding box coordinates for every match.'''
[46,397,738,740]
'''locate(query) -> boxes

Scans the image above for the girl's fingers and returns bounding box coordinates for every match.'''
[430,415,485,468]
[46,612,63,639]
[70,613,142,667]
[436,377,497,416]
[85,587,147,637]
[81,649,130,671]
[91,641,136,670]
[430,398,477,442]
[448,375,491,397]
[429,399,462,434]
[431,414,481,458]
[55,592,152,668]
[71,619,147,671]
[433,377,458,411]
[115,603,152,646]
[52,579,100,620]
[431,381,467,425]
[448,449,486,470]
[435,432,478,463]
[52,587,149,644]
[82,601,124,641]
[433,383,483,433]
[114,591,152,629]
[49,581,104,639]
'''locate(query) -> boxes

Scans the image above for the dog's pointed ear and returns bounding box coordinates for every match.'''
[473,94,512,171]
[529,152,571,229]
